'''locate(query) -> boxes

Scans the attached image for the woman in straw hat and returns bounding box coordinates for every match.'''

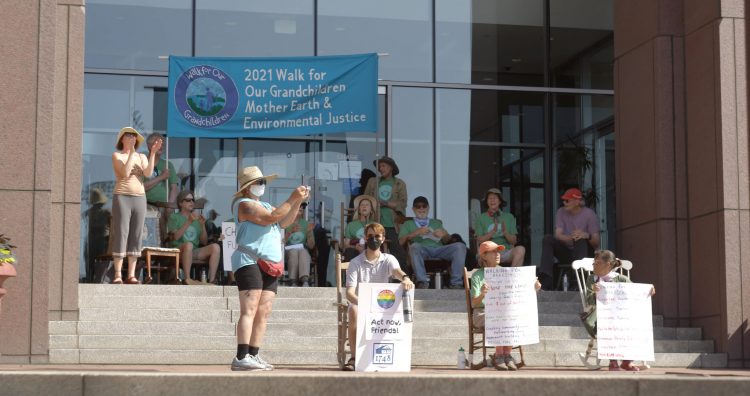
[110,127,161,285]
[230,166,309,371]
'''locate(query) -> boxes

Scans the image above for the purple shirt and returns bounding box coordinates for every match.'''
[555,207,600,235]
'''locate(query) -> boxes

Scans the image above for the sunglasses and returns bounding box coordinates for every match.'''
[182,198,195,202]
[255,178,267,186]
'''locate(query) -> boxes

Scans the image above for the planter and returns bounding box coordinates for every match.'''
[0,262,17,316]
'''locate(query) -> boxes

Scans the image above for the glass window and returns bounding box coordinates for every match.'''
[550,0,614,89]
[437,88,545,264]
[470,0,545,86]
[318,0,433,82]
[391,87,434,213]
[553,93,613,144]
[81,74,169,280]
[85,0,191,71]
[471,90,545,144]
[436,0,472,83]
[195,0,314,57]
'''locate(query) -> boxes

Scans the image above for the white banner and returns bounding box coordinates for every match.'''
[484,266,540,346]
[221,222,236,271]
[355,283,412,372]
[597,282,655,361]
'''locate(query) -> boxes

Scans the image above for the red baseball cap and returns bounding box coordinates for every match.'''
[479,241,506,255]
[561,188,583,201]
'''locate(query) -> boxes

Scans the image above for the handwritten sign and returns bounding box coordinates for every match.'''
[484,266,539,346]
[221,222,236,271]
[596,282,655,361]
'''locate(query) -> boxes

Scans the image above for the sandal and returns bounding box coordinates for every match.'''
[342,357,355,371]
[125,276,141,284]
[111,277,123,285]
[620,361,640,371]
[608,361,622,371]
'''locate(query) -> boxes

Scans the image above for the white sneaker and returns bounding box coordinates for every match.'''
[301,281,310,287]
[255,354,274,370]
[231,354,265,371]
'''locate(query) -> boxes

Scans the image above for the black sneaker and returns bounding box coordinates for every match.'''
[448,284,464,290]
[416,281,429,289]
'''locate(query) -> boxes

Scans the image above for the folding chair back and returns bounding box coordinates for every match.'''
[334,253,351,369]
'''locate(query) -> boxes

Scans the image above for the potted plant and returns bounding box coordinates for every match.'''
[0,234,18,315]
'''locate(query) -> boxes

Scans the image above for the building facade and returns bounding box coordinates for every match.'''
[0,0,748,368]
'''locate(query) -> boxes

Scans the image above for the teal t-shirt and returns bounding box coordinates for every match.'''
[377,178,395,227]
[284,218,310,246]
[167,213,202,248]
[145,158,178,203]
[398,218,445,248]
[345,220,367,242]
[473,211,518,250]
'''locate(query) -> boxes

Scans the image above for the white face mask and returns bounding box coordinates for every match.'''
[250,184,265,197]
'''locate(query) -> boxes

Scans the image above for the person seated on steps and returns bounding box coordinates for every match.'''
[283,202,315,287]
[471,241,541,371]
[166,190,221,284]
[343,222,414,371]
[343,195,378,262]
[398,196,466,289]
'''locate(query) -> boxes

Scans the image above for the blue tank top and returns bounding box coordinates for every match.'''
[231,198,283,273]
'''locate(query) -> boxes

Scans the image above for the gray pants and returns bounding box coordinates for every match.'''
[111,194,146,258]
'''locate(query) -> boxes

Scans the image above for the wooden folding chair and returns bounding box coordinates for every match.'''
[463,267,525,369]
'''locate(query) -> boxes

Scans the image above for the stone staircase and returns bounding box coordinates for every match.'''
[48,284,727,367]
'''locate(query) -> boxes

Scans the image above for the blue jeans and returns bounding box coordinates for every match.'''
[409,242,467,286]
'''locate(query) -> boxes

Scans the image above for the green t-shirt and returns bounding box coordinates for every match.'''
[473,211,518,250]
[470,268,486,309]
[345,220,367,242]
[167,213,202,248]
[398,218,445,248]
[377,178,395,227]
[284,218,309,246]
[145,158,178,203]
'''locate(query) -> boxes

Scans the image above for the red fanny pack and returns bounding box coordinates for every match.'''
[257,259,284,278]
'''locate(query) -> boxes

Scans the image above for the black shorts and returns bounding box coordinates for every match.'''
[235,263,278,293]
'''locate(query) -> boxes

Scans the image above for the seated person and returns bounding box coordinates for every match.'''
[539,188,600,289]
[343,194,378,262]
[283,202,315,287]
[471,241,541,371]
[343,222,413,371]
[398,196,466,289]
[473,188,526,267]
[167,190,221,284]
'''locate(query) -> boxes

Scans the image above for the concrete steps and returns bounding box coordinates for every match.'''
[47,284,728,367]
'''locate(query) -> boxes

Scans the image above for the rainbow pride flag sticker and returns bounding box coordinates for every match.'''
[376,289,396,309]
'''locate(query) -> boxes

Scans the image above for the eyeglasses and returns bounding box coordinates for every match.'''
[182,198,195,202]
[414,204,428,209]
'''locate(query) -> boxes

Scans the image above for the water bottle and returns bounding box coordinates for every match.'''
[402,289,413,323]
[457,347,466,369]
[434,272,442,289]
[200,269,207,283]
[562,273,569,292]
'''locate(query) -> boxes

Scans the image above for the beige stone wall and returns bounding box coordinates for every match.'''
[0,0,84,363]
[615,0,750,367]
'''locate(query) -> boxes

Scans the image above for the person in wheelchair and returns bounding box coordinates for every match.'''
[283,202,315,287]
[343,222,414,370]
[583,249,656,371]
[471,241,541,371]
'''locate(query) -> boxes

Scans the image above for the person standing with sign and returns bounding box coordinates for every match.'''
[583,249,656,371]
[343,222,414,371]
[471,241,541,370]
[230,166,309,371]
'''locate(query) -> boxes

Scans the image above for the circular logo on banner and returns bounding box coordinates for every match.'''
[376,289,396,309]
[174,65,238,128]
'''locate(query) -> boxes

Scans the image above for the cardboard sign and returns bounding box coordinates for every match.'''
[484,266,540,346]
[597,282,655,361]
[355,283,413,372]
